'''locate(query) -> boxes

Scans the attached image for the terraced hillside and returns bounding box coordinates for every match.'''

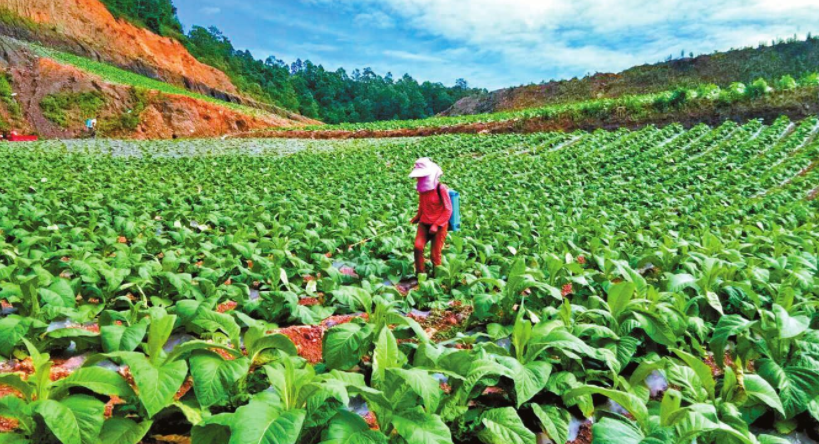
[0,120,818,444]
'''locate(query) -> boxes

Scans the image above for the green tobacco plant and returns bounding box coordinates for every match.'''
[0,340,144,444]
[1,117,819,442]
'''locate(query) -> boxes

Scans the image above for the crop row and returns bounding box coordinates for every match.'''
[0,122,817,444]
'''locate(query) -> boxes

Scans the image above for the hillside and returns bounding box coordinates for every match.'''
[0,0,253,105]
[444,37,819,116]
[0,36,315,139]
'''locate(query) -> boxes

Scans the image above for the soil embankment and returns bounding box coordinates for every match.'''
[0,0,249,106]
[0,38,311,139]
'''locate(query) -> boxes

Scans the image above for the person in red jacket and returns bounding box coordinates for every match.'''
[409,158,453,275]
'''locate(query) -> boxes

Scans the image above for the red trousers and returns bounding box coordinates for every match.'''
[414,223,447,274]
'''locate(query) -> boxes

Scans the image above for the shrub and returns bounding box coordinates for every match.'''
[746,78,773,99]
[0,73,21,117]
[778,75,798,91]
[696,84,721,101]
[40,91,106,128]
[799,72,819,87]
[653,88,689,112]
[98,87,149,135]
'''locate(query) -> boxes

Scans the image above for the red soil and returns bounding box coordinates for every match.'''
[0,384,23,399]
[406,302,473,342]
[216,301,238,313]
[274,314,367,364]
[338,266,359,278]
[1,355,92,382]
[298,297,321,307]
[104,395,125,418]
[0,416,19,433]
[2,43,312,140]
[363,411,379,430]
[277,325,325,364]
[568,420,593,444]
[4,0,237,94]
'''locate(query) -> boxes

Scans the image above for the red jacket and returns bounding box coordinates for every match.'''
[412,184,453,229]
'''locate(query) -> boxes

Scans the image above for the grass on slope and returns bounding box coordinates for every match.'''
[25,41,268,118]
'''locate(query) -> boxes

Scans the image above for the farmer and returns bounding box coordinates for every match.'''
[409,158,452,275]
[86,118,97,138]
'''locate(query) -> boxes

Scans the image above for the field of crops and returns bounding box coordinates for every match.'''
[276,74,819,134]
[1,118,819,444]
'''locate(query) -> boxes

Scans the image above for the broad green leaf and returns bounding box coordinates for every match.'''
[744,374,785,417]
[36,399,82,444]
[101,318,149,353]
[146,314,176,363]
[245,327,298,359]
[190,350,251,408]
[660,389,682,426]
[0,316,31,357]
[606,281,635,320]
[529,328,596,361]
[671,348,715,400]
[373,327,402,386]
[478,407,536,444]
[632,309,678,347]
[120,352,188,418]
[709,315,754,368]
[704,291,724,315]
[759,436,794,444]
[532,405,570,444]
[773,304,809,339]
[229,401,305,444]
[100,418,153,444]
[665,273,699,293]
[496,356,552,408]
[165,340,242,363]
[565,385,648,426]
[52,367,135,398]
[592,417,644,444]
[331,287,372,312]
[320,410,387,444]
[392,407,453,444]
[191,309,242,348]
[323,323,370,371]
[37,395,105,444]
[388,368,441,413]
[0,433,29,444]
[757,359,819,419]
[192,414,234,444]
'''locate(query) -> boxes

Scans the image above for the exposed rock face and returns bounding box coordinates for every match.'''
[0,38,312,139]
[1,0,237,98]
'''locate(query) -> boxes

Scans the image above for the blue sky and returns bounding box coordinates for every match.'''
[175,0,819,91]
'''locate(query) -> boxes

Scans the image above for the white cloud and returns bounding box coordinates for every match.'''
[383,50,444,62]
[201,6,221,15]
[294,43,339,53]
[312,0,819,89]
[354,11,396,29]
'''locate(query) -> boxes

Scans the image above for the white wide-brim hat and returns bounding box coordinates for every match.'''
[409,157,441,178]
